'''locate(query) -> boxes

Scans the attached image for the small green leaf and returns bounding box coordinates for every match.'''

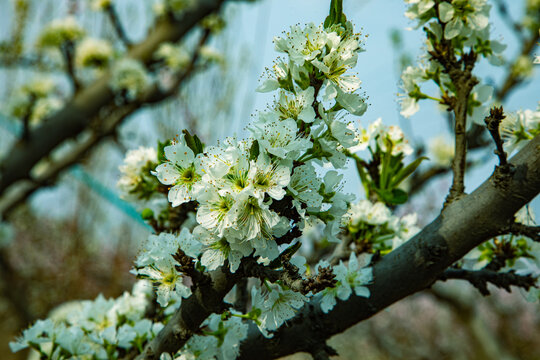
[390,156,428,188]
[157,139,171,164]
[249,140,260,160]
[374,188,408,205]
[182,129,205,155]
[324,0,346,28]
[193,134,205,154]
[390,188,408,204]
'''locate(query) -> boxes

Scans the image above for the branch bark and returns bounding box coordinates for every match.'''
[237,134,540,359]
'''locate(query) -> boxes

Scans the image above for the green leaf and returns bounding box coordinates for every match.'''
[294,69,311,90]
[278,68,295,93]
[390,156,428,188]
[249,140,260,160]
[182,129,205,155]
[193,134,205,154]
[375,188,408,205]
[324,0,346,28]
[157,139,171,164]
[390,188,408,204]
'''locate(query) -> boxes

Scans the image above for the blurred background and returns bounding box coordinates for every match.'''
[0,0,539,358]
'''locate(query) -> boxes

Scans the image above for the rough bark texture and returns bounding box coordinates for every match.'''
[0,0,223,197]
[136,268,237,360]
[237,134,540,359]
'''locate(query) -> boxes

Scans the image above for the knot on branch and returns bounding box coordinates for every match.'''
[309,343,338,360]
[416,238,449,268]
[302,265,337,295]
[173,249,207,285]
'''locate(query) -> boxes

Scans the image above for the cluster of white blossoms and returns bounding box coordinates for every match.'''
[155,43,191,71]
[37,17,85,48]
[12,13,427,360]
[75,38,114,68]
[405,0,490,39]
[500,103,540,154]
[117,146,158,198]
[132,231,199,306]
[110,59,151,99]
[345,200,420,251]
[428,135,455,167]
[7,77,63,126]
[359,118,414,156]
[399,0,505,120]
[10,281,163,359]
[89,0,112,11]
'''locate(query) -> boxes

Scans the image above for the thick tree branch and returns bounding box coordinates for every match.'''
[135,267,238,360]
[0,0,224,199]
[237,134,540,359]
[438,268,537,296]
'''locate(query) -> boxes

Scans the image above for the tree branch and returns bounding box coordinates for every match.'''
[505,223,540,242]
[135,267,238,360]
[484,106,508,166]
[60,40,81,92]
[236,134,540,359]
[438,268,537,296]
[106,4,132,47]
[496,29,540,100]
[445,52,478,203]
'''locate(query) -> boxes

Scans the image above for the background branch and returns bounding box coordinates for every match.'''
[438,268,537,296]
[106,4,132,47]
[0,0,224,201]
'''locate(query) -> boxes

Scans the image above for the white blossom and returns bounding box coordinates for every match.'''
[37,17,85,48]
[75,37,114,68]
[428,135,454,167]
[154,138,204,206]
[117,146,157,196]
[110,59,150,99]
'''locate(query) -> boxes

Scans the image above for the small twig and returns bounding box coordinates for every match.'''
[233,278,249,312]
[493,0,524,39]
[496,29,540,100]
[484,106,508,166]
[60,40,81,92]
[438,268,537,296]
[505,223,540,242]
[21,94,36,141]
[106,4,132,47]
